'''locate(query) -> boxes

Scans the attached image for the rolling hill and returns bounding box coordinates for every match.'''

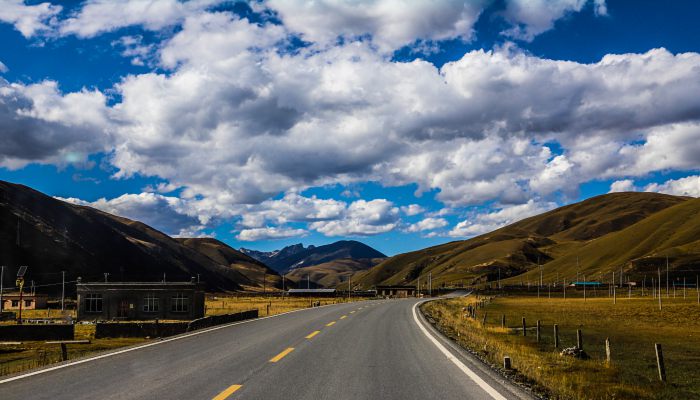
[177,238,282,291]
[354,192,697,289]
[0,180,275,294]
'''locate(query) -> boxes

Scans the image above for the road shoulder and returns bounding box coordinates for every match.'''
[413,300,539,400]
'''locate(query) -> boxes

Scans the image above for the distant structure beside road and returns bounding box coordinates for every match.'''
[77,280,205,321]
[376,285,416,298]
[287,288,336,297]
[1,292,48,310]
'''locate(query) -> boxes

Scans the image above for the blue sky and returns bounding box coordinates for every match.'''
[1,0,699,256]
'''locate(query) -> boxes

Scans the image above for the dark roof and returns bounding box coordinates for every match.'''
[376,285,416,289]
[77,281,203,292]
[287,289,336,293]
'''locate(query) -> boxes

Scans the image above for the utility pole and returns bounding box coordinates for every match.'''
[348,276,351,301]
[104,273,109,283]
[307,274,310,289]
[666,256,669,298]
[16,266,27,324]
[537,256,542,299]
[428,272,432,297]
[282,274,285,293]
[576,256,580,283]
[0,265,4,312]
[658,267,662,311]
[61,270,65,311]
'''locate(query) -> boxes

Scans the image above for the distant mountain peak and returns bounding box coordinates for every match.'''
[241,240,386,273]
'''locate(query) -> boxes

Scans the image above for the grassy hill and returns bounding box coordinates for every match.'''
[177,238,282,291]
[355,192,696,289]
[284,258,384,288]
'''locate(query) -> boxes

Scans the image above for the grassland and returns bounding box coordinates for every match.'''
[422,293,700,400]
[205,294,363,317]
[0,324,146,377]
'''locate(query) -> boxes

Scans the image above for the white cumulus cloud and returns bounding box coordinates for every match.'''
[449,200,557,237]
[406,217,448,233]
[645,176,700,197]
[236,226,308,241]
[609,179,636,193]
[0,0,61,37]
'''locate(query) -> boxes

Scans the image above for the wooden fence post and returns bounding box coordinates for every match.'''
[536,320,541,343]
[501,314,506,329]
[553,324,559,348]
[605,338,611,366]
[576,329,583,350]
[482,312,487,327]
[60,343,68,361]
[655,343,666,382]
[522,317,527,337]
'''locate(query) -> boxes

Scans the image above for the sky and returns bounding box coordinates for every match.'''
[0,0,699,256]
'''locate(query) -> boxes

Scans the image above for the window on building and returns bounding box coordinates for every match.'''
[25,300,32,307]
[143,295,159,312]
[171,294,189,312]
[11,300,19,307]
[85,294,103,312]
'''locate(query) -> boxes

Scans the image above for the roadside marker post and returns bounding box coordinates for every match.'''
[576,329,583,350]
[655,343,666,382]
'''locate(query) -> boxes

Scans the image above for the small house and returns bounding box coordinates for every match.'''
[1,292,48,310]
[76,280,205,321]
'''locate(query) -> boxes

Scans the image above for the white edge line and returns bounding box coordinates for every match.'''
[412,301,507,400]
[0,300,362,385]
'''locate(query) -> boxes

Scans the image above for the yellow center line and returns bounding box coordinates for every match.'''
[340,315,347,319]
[212,384,242,400]
[306,330,320,339]
[326,321,336,327]
[269,347,295,363]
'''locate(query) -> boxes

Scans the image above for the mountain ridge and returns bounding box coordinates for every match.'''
[354,192,696,289]
[0,180,267,294]
[241,240,387,274]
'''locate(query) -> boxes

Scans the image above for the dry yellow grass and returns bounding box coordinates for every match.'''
[422,294,700,400]
[0,333,147,377]
[205,295,365,317]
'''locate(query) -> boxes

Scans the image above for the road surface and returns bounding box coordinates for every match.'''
[1,298,533,400]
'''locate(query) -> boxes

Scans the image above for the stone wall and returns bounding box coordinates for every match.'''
[0,324,74,340]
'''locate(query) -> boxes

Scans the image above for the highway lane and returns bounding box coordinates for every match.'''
[0,299,532,400]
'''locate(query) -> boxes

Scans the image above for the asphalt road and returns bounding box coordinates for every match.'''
[0,298,533,400]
